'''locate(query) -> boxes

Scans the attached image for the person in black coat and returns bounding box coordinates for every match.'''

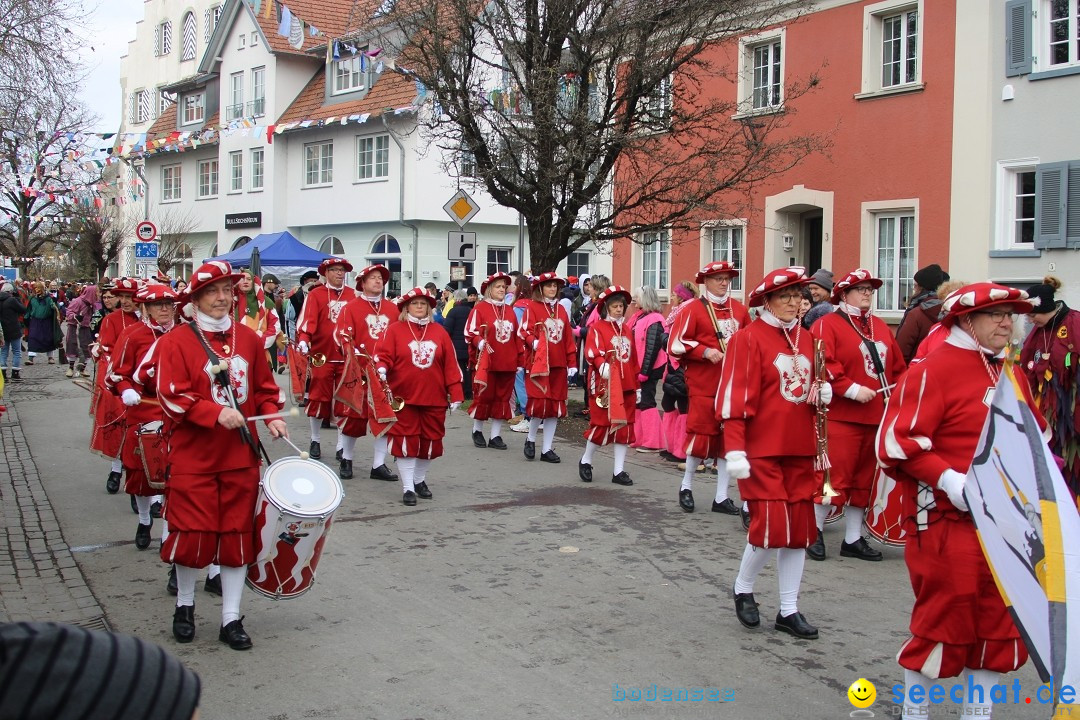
[442,288,476,400]
[0,282,28,380]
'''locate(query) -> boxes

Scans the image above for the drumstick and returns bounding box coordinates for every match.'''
[276,433,310,460]
[247,407,300,422]
[140,397,161,407]
[874,383,896,395]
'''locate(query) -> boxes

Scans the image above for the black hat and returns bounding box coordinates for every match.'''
[913,264,949,291]
[0,622,201,720]
[1026,278,1061,313]
[261,273,280,285]
[300,270,319,284]
[466,286,479,296]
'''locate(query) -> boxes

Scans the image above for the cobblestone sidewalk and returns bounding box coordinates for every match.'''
[0,395,107,627]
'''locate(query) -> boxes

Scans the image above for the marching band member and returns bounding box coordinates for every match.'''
[807,269,906,561]
[296,257,357,462]
[333,264,399,481]
[667,261,750,514]
[877,283,1041,719]
[465,272,522,451]
[106,283,178,551]
[718,267,832,640]
[155,261,287,650]
[375,288,464,506]
[91,277,140,494]
[518,273,578,463]
[578,286,640,486]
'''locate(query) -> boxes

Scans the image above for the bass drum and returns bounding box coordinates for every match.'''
[247,457,344,600]
[865,467,907,546]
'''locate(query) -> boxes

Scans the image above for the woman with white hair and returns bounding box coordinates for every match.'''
[629,286,666,452]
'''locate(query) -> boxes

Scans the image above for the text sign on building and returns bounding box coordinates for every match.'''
[442,189,480,227]
[135,221,157,242]
[225,212,262,229]
[448,231,477,262]
[134,242,159,259]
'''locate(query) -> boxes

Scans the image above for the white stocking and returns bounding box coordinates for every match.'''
[528,417,542,442]
[398,457,417,493]
[902,669,932,719]
[612,444,628,475]
[490,419,503,437]
[207,564,220,579]
[776,547,806,616]
[219,565,246,625]
[414,459,432,484]
[341,434,358,461]
[961,668,999,718]
[714,459,730,503]
[110,457,123,473]
[734,544,773,595]
[159,518,169,544]
[175,565,199,607]
[581,441,599,465]
[473,419,484,433]
[814,503,830,531]
[542,418,557,452]
[845,507,867,544]
[134,495,152,525]
[373,436,388,468]
[309,417,322,442]
[681,455,700,492]
[335,427,344,451]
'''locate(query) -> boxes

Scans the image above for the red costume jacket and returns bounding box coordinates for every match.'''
[585,318,641,391]
[375,320,464,407]
[517,299,576,368]
[812,307,906,426]
[716,317,816,458]
[465,299,523,372]
[668,295,750,397]
[94,309,139,362]
[334,294,398,355]
[296,284,356,363]
[106,322,165,426]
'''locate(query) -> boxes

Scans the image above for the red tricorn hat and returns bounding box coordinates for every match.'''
[394,286,437,310]
[748,266,810,308]
[354,264,390,288]
[531,272,566,290]
[110,277,141,295]
[695,260,740,285]
[185,261,244,297]
[831,268,883,303]
[481,272,512,294]
[318,257,354,275]
[596,285,632,308]
[134,283,179,304]
[941,283,1033,326]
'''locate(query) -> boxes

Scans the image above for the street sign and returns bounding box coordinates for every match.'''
[135,220,158,242]
[442,189,480,227]
[134,242,159,259]
[448,231,477,262]
[450,265,467,282]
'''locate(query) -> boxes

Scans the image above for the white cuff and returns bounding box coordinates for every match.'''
[844,384,864,400]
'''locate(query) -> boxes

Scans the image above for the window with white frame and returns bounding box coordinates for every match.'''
[1044,0,1080,67]
[156,20,172,56]
[229,151,243,192]
[182,92,204,124]
[250,67,265,117]
[996,161,1037,249]
[709,224,744,291]
[197,159,219,198]
[751,39,783,110]
[250,148,264,190]
[460,147,477,178]
[181,12,197,61]
[873,211,916,312]
[228,72,243,120]
[238,33,246,49]
[356,134,389,180]
[136,88,152,124]
[1033,160,1080,249]
[640,230,670,291]
[487,247,512,276]
[158,89,174,116]
[639,75,672,130]
[319,236,345,255]
[860,1,922,95]
[250,32,259,48]
[333,55,367,94]
[304,141,334,186]
[161,164,181,202]
[567,251,589,278]
[172,242,194,280]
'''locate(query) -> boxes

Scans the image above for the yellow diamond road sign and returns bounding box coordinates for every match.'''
[443,189,480,227]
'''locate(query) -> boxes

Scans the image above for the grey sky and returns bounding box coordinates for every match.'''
[76,0,144,133]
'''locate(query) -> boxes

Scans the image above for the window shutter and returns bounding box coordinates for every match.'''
[1067,162,1080,248]
[1005,0,1032,77]
[1035,162,1067,249]
[154,25,160,56]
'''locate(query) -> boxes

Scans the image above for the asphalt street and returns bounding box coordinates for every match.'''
[2,362,1055,719]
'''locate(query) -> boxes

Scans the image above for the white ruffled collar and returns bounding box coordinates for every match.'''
[759,308,799,331]
[195,310,231,332]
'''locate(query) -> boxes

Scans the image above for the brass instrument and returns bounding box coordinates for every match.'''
[813,338,840,499]
[309,352,327,368]
[595,350,615,409]
[357,350,404,411]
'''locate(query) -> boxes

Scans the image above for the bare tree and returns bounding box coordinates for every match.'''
[69,207,131,280]
[378,0,827,271]
[0,0,87,103]
[153,206,200,276]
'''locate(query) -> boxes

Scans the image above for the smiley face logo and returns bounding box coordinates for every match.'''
[847,678,876,709]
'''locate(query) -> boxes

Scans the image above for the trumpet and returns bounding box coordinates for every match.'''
[356,349,404,411]
[812,338,840,499]
[309,352,327,368]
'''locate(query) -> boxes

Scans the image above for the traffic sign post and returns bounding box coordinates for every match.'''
[135,221,158,242]
[443,190,480,228]
[448,231,477,262]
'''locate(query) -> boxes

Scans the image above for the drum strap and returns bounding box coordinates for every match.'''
[843,313,890,397]
[187,322,271,465]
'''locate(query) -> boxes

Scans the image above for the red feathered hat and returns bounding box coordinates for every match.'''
[185,261,244,297]
[354,264,390,288]
[747,266,809,308]
[394,286,437,310]
[110,277,141,295]
[319,257,354,275]
[531,272,566,290]
[941,283,1033,326]
[831,268,883,303]
[481,272,512,294]
[596,285,632,308]
[134,283,179,304]
[695,261,739,285]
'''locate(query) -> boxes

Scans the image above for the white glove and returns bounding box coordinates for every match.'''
[377,367,387,380]
[937,469,968,512]
[449,401,461,413]
[725,450,751,480]
[566,367,578,379]
[819,381,833,406]
[599,362,610,380]
[121,388,141,406]
[478,339,488,353]
[636,388,642,403]
[532,339,539,350]
[297,340,310,354]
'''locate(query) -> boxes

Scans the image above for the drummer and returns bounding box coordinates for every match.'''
[154,261,287,650]
[91,277,140,494]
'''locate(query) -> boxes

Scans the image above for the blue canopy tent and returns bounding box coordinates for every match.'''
[205,231,333,289]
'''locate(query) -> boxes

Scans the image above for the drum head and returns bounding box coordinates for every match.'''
[263,457,343,517]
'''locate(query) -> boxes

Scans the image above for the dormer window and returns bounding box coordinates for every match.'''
[333,54,367,94]
[183,92,205,124]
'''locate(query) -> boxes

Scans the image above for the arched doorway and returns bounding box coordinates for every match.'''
[367,233,402,297]
[763,187,834,274]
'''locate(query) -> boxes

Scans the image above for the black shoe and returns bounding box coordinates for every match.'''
[370,464,398,481]
[106,470,121,494]
[298,397,308,408]
[733,587,760,628]
[321,417,332,429]
[611,471,633,486]
[135,521,152,550]
[472,430,487,448]
[740,504,751,530]
[712,498,739,515]
[336,448,343,462]
[840,537,883,562]
[150,500,163,519]
[204,574,222,596]
[540,450,561,463]
[578,462,593,483]
[219,616,253,650]
[403,490,417,506]
[172,605,195,643]
[339,459,353,480]
[308,441,321,459]
[523,440,535,460]
[658,450,680,462]
[130,494,138,513]
[167,566,178,596]
[488,436,507,450]
[414,481,432,499]
[679,489,695,512]
[775,611,819,639]
[10,370,19,381]
[806,530,827,561]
